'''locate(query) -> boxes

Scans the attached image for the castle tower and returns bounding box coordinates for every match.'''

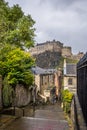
[62,46,72,57]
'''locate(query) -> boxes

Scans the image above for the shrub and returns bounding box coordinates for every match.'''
[61,89,73,114]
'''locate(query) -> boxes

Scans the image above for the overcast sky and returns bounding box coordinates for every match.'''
[5,0,87,54]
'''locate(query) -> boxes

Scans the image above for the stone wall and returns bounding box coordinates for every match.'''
[72,52,84,61]
[71,95,87,130]
[62,46,72,58]
[29,40,63,56]
[35,75,40,94]
[15,84,31,107]
[29,40,72,58]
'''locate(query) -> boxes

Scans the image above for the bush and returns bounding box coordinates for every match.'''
[61,89,73,114]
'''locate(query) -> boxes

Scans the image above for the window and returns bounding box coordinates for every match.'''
[68,78,73,85]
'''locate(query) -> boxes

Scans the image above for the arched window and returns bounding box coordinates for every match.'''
[68,78,73,85]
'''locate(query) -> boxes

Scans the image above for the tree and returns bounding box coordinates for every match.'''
[0,0,35,49]
[0,46,35,86]
[0,0,36,86]
[5,15,35,49]
[0,0,9,43]
[0,0,36,107]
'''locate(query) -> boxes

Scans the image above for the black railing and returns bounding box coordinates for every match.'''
[77,52,87,124]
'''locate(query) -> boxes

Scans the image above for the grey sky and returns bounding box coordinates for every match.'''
[5,0,87,54]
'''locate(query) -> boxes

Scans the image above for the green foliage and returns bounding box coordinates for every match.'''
[66,58,78,64]
[0,1,36,108]
[0,0,35,88]
[7,4,24,23]
[0,0,35,49]
[61,89,73,113]
[57,56,64,69]
[57,56,78,70]
[5,15,35,49]
[62,89,73,103]
[0,47,35,86]
[3,77,13,107]
[0,0,9,43]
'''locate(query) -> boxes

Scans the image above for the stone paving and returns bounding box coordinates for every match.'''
[0,115,16,129]
[0,103,69,130]
[3,117,68,130]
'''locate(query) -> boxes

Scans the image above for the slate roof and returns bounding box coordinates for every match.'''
[66,64,76,76]
[31,66,56,75]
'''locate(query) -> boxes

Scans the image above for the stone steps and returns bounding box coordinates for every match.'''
[5,117,69,130]
[0,103,70,130]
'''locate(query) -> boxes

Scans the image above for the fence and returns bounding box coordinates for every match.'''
[77,52,87,124]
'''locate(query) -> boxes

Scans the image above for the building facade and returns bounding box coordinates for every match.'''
[32,66,61,100]
[63,59,77,93]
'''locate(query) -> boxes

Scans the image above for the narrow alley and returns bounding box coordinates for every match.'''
[0,103,70,130]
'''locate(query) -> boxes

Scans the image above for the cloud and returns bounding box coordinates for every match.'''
[6,0,87,53]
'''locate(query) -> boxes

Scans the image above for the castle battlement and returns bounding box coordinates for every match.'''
[29,40,84,68]
[29,40,64,55]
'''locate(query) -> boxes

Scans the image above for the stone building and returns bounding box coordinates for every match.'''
[29,40,83,69]
[72,52,84,60]
[29,40,63,68]
[63,59,77,93]
[62,46,72,58]
[29,40,63,55]
[31,66,62,100]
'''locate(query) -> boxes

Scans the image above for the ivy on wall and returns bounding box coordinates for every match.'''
[3,77,13,107]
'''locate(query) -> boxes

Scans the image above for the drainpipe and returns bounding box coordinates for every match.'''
[64,58,66,75]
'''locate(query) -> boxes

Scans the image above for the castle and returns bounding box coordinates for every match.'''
[29,40,84,68]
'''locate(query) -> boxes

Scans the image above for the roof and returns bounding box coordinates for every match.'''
[65,64,77,76]
[77,52,87,67]
[31,66,57,75]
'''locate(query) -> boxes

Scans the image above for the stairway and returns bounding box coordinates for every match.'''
[4,103,69,130]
